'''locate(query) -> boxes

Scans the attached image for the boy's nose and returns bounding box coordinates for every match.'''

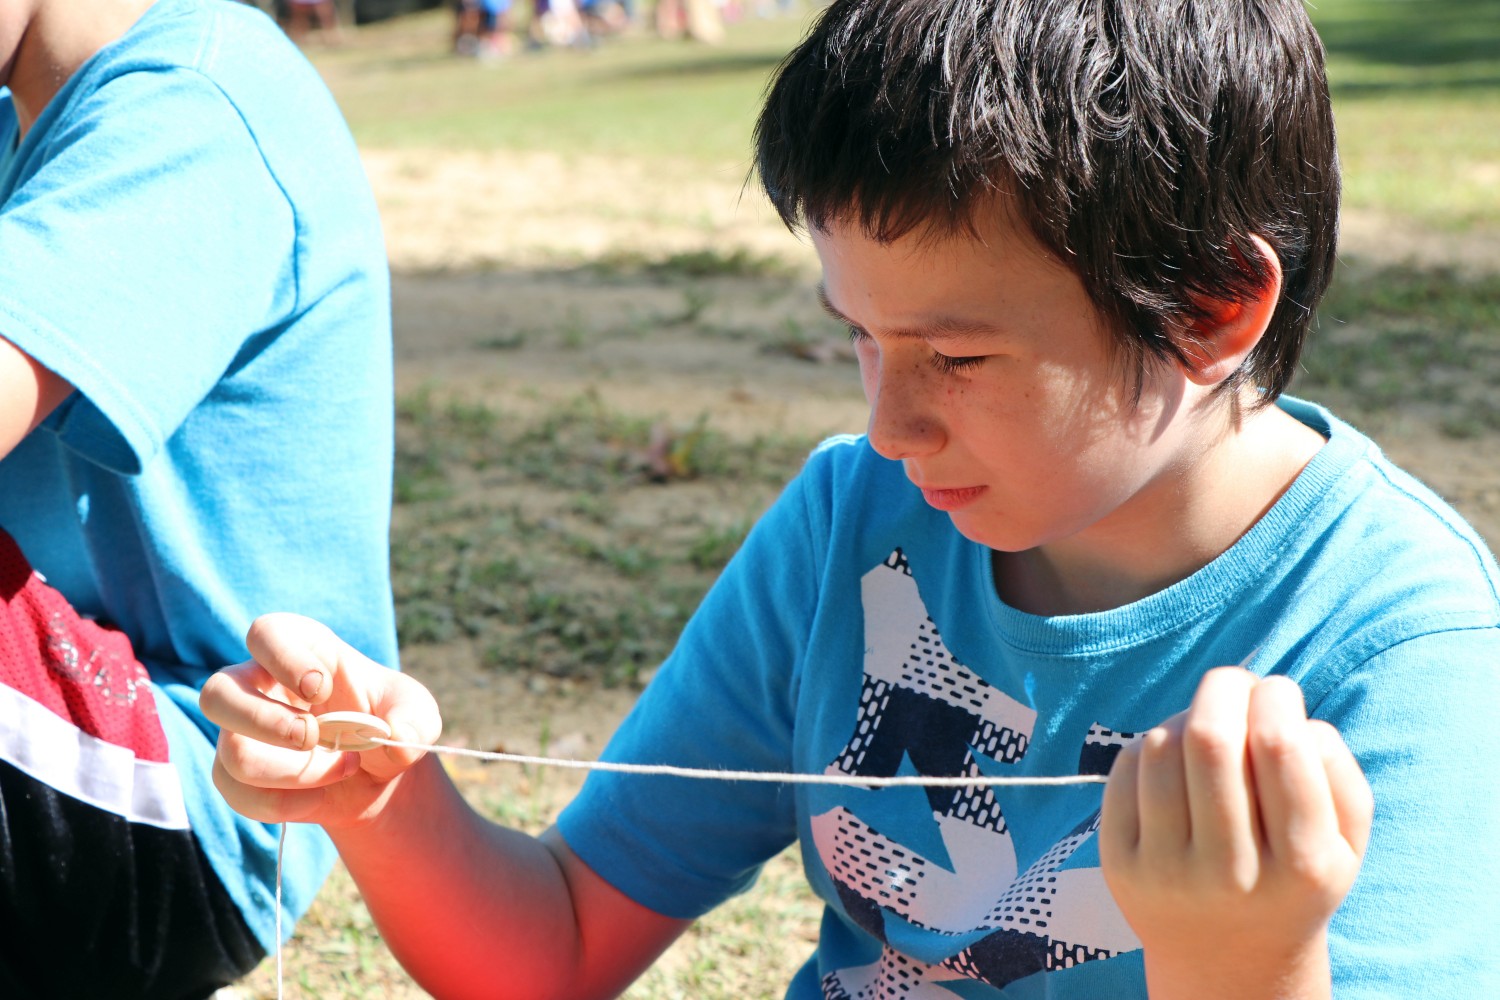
[863,360,945,461]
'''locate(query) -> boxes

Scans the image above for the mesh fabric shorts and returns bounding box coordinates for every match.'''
[0,528,263,1000]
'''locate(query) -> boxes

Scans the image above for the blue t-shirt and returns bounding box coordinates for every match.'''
[0,0,397,949]
[559,398,1500,997]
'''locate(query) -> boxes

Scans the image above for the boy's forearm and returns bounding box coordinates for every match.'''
[327,754,588,1000]
[1144,933,1333,1000]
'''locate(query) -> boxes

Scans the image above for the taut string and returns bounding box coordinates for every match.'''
[268,734,1108,996]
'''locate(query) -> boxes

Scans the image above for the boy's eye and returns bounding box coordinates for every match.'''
[846,326,987,374]
[929,351,986,374]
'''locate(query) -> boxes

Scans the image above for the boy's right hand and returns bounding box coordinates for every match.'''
[201,612,442,830]
[1097,667,1372,999]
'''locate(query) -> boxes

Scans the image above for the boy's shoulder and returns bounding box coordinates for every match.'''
[67,0,337,146]
[84,0,297,80]
[1363,449,1496,570]
[58,0,373,226]
[1277,399,1500,636]
[1312,403,1496,576]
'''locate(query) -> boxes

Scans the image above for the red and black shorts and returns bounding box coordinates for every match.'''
[0,528,263,999]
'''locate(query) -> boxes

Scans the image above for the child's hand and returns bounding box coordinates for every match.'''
[1098,667,1373,998]
[200,612,442,830]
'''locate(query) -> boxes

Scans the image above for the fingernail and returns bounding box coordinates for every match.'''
[300,670,325,701]
[291,717,308,749]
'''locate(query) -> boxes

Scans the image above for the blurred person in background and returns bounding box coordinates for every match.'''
[656,0,722,42]
[285,0,343,45]
[454,0,516,58]
[578,0,631,39]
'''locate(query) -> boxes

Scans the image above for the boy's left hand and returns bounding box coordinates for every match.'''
[1099,667,1374,998]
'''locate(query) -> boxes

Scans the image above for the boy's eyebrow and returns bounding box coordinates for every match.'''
[816,283,1000,342]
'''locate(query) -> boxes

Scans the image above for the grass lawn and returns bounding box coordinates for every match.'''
[313,9,801,162]
[1318,0,1500,230]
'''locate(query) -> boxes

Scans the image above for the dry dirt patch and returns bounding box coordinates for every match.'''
[367,148,810,273]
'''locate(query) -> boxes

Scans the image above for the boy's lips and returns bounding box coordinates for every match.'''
[919,485,987,511]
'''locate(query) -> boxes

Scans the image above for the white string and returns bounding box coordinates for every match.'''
[274,821,286,1000]
[367,735,1111,787]
[270,737,1107,996]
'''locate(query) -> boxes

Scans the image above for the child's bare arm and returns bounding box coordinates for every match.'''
[0,334,73,457]
[202,613,690,1000]
[326,759,690,1000]
[1098,667,1374,1000]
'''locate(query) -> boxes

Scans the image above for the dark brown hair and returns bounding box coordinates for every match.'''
[754,0,1340,399]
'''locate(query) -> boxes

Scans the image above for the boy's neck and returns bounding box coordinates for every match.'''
[992,402,1325,617]
[8,0,156,138]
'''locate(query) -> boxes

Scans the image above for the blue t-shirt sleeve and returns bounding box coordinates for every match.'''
[0,67,294,474]
[557,460,833,920]
[1313,625,1500,996]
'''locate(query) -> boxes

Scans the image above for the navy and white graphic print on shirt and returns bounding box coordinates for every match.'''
[813,549,1140,996]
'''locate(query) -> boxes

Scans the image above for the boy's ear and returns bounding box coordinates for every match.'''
[1176,234,1283,387]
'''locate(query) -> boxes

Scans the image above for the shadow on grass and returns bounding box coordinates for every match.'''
[603,51,791,80]
[1319,1,1500,67]
[1300,258,1500,436]
[1317,0,1500,94]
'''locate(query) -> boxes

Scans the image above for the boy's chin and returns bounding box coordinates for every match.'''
[944,512,1036,554]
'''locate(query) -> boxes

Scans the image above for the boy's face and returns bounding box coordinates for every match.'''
[813,208,1202,557]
